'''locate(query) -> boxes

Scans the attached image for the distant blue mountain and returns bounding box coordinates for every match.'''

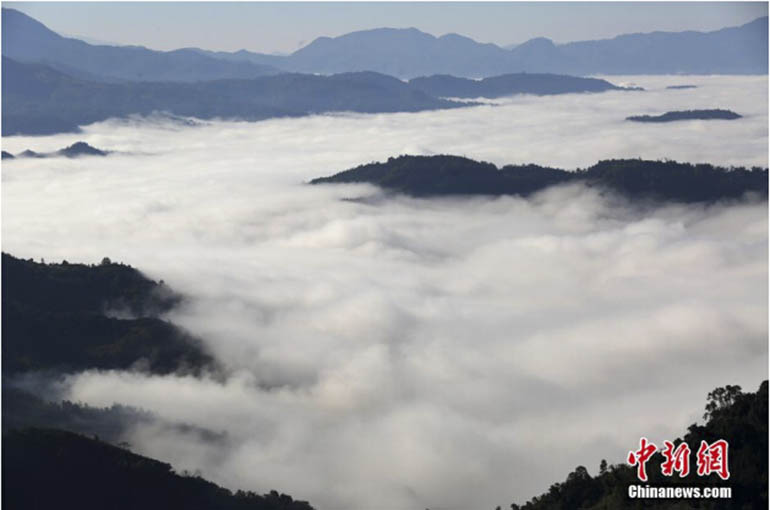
[288,28,513,77]
[1,57,465,135]
[204,18,768,78]
[2,52,637,136]
[408,73,633,99]
[3,8,766,80]
[542,17,768,75]
[1,8,280,82]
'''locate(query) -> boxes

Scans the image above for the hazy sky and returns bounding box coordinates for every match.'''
[6,2,768,53]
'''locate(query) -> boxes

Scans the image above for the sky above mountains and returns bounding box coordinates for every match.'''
[7,1,768,53]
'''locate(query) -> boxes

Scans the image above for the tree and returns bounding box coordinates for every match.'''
[703,384,742,421]
[566,466,590,482]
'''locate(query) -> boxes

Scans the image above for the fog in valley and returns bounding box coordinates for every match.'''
[2,74,767,510]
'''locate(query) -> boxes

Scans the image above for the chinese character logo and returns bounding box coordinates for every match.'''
[696,439,730,480]
[661,440,691,477]
[627,437,657,482]
[627,437,730,481]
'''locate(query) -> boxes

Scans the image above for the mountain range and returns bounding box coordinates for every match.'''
[3,8,767,82]
[227,17,768,77]
[2,8,764,135]
[186,18,769,78]
[1,57,468,135]
[1,55,630,136]
[3,141,109,159]
[311,155,769,202]
[1,8,280,82]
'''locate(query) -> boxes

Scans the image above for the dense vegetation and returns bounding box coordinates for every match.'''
[313,156,571,197]
[2,253,215,374]
[2,57,464,135]
[311,155,768,202]
[2,428,314,510]
[627,109,742,122]
[0,253,313,510]
[2,386,152,444]
[509,381,768,510]
[408,73,633,99]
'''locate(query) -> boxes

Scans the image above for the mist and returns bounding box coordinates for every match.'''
[2,74,767,510]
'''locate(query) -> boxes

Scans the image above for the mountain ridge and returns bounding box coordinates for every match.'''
[1,57,466,135]
[2,56,636,136]
[1,8,281,82]
[197,16,770,77]
[3,427,315,510]
[1,252,215,375]
[310,154,769,202]
[3,8,766,80]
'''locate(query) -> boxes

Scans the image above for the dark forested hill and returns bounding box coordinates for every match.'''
[2,428,314,510]
[312,155,567,196]
[509,381,768,510]
[408,73,631,98]
[58,141,109,156]
[310,155,768,203]
[1,57,464,135]
[1,252,313,510]
[2,253,214,374]
[3,141,109,159]
[627,109,742,123]
[2,386,153,444]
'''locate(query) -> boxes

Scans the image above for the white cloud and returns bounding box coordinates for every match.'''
[2,75,767,510]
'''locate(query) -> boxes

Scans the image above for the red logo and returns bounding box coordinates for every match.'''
[627,438,730,481]
[696,440,730,480]
[661,440,691,477]
[627,437,657,482]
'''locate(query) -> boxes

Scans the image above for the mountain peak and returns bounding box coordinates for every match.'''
[2,8,279,82]
[515,37,556,50]
[58,141,108,157]
[338,26,435,42]
[296,26,436,51]
[438,32,487,46]
[2,7,64,46]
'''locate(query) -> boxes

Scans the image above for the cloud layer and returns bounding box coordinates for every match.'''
[2,75,767,510]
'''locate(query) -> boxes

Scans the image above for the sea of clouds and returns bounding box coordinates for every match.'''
[2,75,767,510]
